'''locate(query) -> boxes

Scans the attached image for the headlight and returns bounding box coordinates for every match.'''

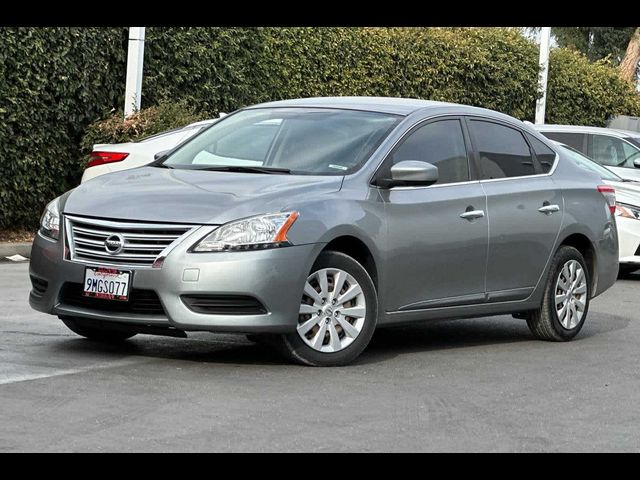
[615,203,640,220]
[192,212,299,252]
[39,198,61,240]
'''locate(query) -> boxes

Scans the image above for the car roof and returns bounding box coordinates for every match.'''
[533,124,640,138]
[245,96,516,119]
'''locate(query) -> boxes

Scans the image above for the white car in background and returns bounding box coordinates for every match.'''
[554,141,640,274]
[81,118,221,183]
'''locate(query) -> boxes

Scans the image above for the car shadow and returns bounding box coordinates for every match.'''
[618,269,640,280]
[47,313,631,368]
[355,312,631,366]
[49,333,288,366]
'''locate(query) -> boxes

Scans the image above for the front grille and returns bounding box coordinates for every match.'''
[66,216,193,268]
[30,275,48,297]
[60,282,166,316]
[181,294,267,315]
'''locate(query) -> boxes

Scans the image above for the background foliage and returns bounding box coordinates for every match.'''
[0,27,127,228]
[551,27,637,63]
[3,27,640,228]
[80,100,205,153]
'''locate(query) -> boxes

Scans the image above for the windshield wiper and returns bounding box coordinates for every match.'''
[189,165,292,174]
[153,163,174,169]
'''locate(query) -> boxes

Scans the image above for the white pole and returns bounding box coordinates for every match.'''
[124,27,146,118]
[535,27,551,125]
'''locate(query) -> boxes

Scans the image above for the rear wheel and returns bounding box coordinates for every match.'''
[60,317,137,342]
[526,246,590,341]
[276,251,377,366]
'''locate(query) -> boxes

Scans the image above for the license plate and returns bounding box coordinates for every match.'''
[83,267,131,301]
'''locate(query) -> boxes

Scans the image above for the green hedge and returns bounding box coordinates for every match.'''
[2,27,640,229]
[547,47,640,126]
[0,27,127,228]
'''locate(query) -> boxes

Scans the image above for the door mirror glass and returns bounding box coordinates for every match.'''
[386,160,439,187]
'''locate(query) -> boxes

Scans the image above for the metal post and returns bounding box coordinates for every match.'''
[535,27,551,125]
[124,27,146,118]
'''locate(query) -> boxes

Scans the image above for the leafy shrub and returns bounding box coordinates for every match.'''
[80,100,206,153]
[547,48,640,126]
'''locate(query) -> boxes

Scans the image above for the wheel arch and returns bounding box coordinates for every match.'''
[320,234,380,293]
[557,232,598,296]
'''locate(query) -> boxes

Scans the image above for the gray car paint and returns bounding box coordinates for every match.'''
[29,97,619,335]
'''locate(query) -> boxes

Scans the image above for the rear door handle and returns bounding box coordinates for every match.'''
[460,209,485,220]
[538,204,560,215]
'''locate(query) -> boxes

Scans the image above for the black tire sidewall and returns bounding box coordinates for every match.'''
[281,251,378,366]
[544,246,591,340]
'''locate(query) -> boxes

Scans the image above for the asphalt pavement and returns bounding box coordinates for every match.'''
[1,261,638,452]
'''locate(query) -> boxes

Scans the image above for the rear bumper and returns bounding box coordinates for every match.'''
[617,216,640,265]
[592,220,619,298]
[29,230,324,333]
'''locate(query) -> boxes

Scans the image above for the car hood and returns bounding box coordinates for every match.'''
[64,166,343,224]
[603,179,640,207]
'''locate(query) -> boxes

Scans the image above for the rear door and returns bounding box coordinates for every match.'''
[467,119,563,302]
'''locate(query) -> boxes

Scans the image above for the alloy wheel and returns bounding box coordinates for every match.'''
[554,259,588,330]
[297,268,367,353]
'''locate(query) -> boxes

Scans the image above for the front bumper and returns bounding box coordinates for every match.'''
[617,216,640,265]
[29,229,324,333]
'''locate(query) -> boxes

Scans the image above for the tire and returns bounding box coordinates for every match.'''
[276,251,378,366]
[60,316,137,342]
[526,246,590,341]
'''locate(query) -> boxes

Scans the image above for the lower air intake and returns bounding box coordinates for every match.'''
[181,295,267,315]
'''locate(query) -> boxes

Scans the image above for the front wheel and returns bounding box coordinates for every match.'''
[276,251,378,366]
[526,246,590,341]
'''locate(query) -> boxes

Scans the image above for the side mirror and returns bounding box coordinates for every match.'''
[154,150,170,161]
[634,159,640,169]
[380,160,439,188]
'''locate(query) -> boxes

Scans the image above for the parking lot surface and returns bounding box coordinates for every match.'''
[1,261,638,452]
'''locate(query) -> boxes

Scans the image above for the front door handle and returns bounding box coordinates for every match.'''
[460,209,485,220]
[538,204,560,215]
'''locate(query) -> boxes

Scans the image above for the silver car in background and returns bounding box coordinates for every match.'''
[29,97,619,366]
[535,124,640,181]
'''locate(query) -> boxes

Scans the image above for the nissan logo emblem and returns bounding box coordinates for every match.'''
[104,234,125,255]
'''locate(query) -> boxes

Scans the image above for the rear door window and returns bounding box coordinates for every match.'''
[468,120,536,179]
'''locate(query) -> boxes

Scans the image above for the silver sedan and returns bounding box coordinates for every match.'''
[29,97,619,366]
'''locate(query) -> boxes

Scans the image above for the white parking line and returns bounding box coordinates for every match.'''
[0,357,149,386]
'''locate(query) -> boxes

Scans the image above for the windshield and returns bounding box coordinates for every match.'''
[557,144,622,181]
[160,108,401,175]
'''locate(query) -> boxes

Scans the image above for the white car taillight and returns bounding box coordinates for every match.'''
[87,151,129,168]
[597,185,616,215]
